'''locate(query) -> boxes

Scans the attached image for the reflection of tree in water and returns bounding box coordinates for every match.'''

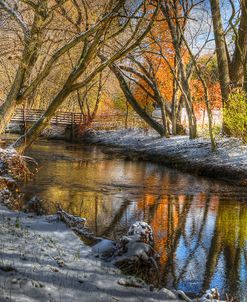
[158,195,193,285]
[23,144,247,299]
[174,195,210,286]
[140,193,247,299]
[202,200,247,298]
[74,176,246,299]
[100,198,132,238]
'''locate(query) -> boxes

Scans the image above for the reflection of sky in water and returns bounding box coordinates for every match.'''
[21,139,247,300]
[210,253,225,294]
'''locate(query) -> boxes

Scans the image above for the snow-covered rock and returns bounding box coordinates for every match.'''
[23,196,46,215]
[196,288,226,302]
[128,221,154,245]
[115,221,155,260]
[92,239,116,258]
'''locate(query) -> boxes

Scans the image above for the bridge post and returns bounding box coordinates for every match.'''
[23,106,27,132]
[69,113,76,140]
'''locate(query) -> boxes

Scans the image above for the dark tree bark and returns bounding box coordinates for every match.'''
[161,1,197,139]
[0,1,50,133]
[10,2,160,153]
[210,0,231,104]
[230,0,247,88]
[109,63,165,136]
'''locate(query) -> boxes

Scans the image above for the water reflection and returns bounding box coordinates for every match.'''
[22,139,247,300]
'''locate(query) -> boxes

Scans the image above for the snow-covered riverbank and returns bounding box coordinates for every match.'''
[0,204,183,302]
[0,144,231,302]
[83,129,247,185]
[0,148,185,302]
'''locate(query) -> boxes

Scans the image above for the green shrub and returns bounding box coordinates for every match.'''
[224,92,247,142]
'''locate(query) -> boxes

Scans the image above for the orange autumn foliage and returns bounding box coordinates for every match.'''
[133,7,222,116]
[191,79,222,113]
[133,11,175,108]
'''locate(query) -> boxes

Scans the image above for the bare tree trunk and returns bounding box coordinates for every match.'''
[180,72,197,139]
[161,1,197,139]
[109,63,165,136]
[0,68,25,133]
[244,56,247,92]
[160,101,169,137]
[230,0,247,88]
[0,2,49,134]
[210,0,230,104]
[171,65,179,135]
[125,101,129,129]
[11,88,71,153]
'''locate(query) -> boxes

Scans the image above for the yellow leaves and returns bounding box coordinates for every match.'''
[223,91,247,142]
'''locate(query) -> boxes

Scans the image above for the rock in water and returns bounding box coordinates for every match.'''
[115,221,155,259]
[127,221,154,245]
[197,288,226,302]
[112,221,159,285]
[24,196,46,215]
[92,239,116,259]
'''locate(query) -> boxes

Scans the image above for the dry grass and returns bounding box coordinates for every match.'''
[0,148,35,181]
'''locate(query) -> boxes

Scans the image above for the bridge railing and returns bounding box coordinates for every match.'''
[11,108,146,129]
[11,109,82,125]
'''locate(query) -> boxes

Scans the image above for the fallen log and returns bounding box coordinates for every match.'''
[56,206,160,283]
[56,204,101,245]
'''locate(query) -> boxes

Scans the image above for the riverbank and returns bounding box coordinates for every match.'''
[0,203,184,302]
[0,149,191,302]
[0,144,236,302]
[0,148,188,302]
[83,129,247,185]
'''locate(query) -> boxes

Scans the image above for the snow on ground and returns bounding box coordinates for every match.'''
[84,129,247,184]
[0,204,180,302]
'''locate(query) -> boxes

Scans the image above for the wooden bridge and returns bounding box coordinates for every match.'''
[11,108,89,126]
[10,108,140,129]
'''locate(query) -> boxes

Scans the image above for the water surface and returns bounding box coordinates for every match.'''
[21,139,247,300]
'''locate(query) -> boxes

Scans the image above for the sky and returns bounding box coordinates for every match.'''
[186,0,240,55]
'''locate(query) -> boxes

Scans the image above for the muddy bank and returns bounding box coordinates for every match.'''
[83,129,247,185]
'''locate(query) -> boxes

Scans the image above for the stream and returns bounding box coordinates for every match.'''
[18,139,247,300]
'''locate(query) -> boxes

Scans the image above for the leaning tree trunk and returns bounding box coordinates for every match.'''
[11,88,71,153]
[0,7,48,134]
[109,63,165,136]
[0,67,26,133]
[10,21,104,153]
